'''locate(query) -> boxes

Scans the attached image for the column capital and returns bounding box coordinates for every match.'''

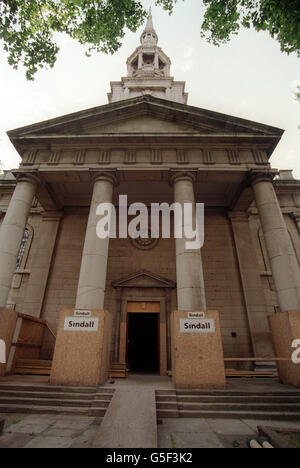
[249,169,278,187]
[90,170,119,186]
[228,211,250,223]
[168,171,196,187]
[15,172,40,188]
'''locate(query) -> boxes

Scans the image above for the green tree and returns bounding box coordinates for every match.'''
[199,0,300,57]
[0,0,299,80]
[0,0,147,80]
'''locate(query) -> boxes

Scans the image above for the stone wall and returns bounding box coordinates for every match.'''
[39,208,253,361]
[40,213,87,358]
[203,211,252,358]
[6,213,43,312]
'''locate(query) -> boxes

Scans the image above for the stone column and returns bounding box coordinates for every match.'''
[138,53,143,69]
[75,173,117,310]
[22,211,63,317]
[0,174,38,308]
[251,171,300,311]
[171,172,206,311]
[229,211,273,357]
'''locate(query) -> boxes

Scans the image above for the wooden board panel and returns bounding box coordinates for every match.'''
[0,308,18,376]
[12,320,45,370]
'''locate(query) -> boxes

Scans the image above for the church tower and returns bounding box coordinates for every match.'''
[108,9,188,104]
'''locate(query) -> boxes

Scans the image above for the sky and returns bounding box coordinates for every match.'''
[0,0,299,177]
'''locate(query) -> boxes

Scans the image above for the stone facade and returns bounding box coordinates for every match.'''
[0,13,300,375]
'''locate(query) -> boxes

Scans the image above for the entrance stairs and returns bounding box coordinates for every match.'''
[0,383,115,417]
[156,388,300,421]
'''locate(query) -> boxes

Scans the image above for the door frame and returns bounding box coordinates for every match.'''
[126,307,160,374]
[119,297,167,376]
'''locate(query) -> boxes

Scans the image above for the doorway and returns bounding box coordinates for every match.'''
[127,312,159,373]
[118,300,167,375]
[125,301,161,373]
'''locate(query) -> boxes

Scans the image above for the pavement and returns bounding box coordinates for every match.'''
[0,413,100,448]
[93,374,172,448]
[157,417,300,449]
[1,412,300,448]
[1,375,300,448]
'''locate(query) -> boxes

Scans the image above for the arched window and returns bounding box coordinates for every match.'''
[16,227,31,270]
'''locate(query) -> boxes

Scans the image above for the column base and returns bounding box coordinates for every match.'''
[50,308,112,387]
[171,310,226,389]
[268,310,300,389]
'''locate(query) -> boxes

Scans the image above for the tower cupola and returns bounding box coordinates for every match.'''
[108,10,188,104]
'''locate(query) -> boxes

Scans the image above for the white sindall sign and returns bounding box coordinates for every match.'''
[64,317,99,332]
[180,318,215,333]
[0,339,5,363]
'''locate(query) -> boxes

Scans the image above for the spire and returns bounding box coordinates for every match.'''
[140,8,158,45]
[107,8,188,105]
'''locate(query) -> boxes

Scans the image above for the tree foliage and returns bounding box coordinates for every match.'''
[0,0,299,80]
[200,0,300,57]
[0,0,148,79]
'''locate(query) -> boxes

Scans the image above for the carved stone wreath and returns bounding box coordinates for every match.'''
[130,229,159,250]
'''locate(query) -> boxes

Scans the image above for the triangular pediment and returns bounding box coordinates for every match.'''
[7,95,284,140]
[81,115,199,134]
[111,269,175,288]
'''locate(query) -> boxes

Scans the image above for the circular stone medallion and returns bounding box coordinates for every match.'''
[130,229,159,250]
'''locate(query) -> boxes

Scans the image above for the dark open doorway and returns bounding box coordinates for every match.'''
[127,313,159,373]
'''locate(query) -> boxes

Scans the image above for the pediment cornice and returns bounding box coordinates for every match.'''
[111,269,176,289]
[8,95,283,139]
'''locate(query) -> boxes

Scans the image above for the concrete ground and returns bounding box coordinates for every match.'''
[158,418,300,449]
[1,412,300,449]
[0,413,100,448]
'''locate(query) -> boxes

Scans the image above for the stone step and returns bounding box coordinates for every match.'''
[0,404,105,417]
[156,395,178,402]
[157,401,300,412]
[155,390,177,396]
[159,402,300,412]
[173,390,300,397]
[0,384,113,394]
[0,390,113,401]
[0,396,110,409]
[156,395,300,403]
[157,409,300,421]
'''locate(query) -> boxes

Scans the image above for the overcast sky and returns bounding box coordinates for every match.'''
[0,0,299,177]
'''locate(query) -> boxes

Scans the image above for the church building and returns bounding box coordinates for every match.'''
[0,12,299,384]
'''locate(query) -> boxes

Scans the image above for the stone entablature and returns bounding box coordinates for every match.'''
[20,147,270,168]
